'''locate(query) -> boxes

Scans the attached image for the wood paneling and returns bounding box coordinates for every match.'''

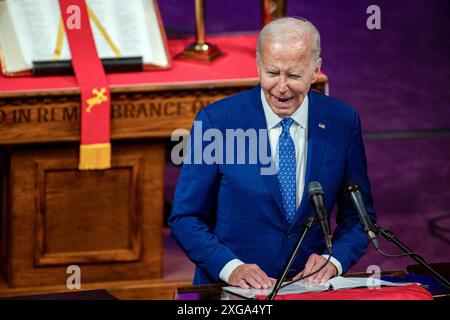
[34,156,143,266]
[0,150,5,276]
[0,148,10,281]
[5,142,164,287]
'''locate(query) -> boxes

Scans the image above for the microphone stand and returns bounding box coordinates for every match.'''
[267,215,315,300]
[374,223,450,289]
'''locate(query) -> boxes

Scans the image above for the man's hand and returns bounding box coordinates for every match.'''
[228,264,277,289]
[293,254,337,284]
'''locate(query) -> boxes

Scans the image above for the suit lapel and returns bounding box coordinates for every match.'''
[293,92,329,227]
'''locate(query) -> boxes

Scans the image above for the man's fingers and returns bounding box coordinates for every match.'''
[303,256,316,273]
[245,273,269,289]
[248,268,272,289]
[229,264,273,289]
[255,266,274,288]
[316,268,336,284]
[312,267,328,283]
[238,279,249,289]
[246,274,262,289]
[303,262,319,281]
[293,271,303,281]
[323,269,335,284]
[302,264,314,279]
[292,255,338,284]
[310,262,328,282]
[269,278,277,287]
[319,267,333,283]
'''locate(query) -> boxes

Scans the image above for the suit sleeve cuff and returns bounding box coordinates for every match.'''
[321,254,343,276]
[219,259,244,283]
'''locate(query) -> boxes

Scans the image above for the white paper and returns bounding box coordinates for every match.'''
[223,280,329,299]
[222,276,420,299]
[0,0,168,73]
[328,276,418,290]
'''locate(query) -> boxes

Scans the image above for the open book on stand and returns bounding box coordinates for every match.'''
[0,0,170,76]
[223,276,421,299]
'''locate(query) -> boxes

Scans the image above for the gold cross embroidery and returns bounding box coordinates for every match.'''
[86,88,108,113]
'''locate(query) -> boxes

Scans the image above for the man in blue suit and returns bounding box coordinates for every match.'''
[169,17,376,289]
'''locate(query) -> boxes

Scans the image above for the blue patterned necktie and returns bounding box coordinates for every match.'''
[277,117,296,224]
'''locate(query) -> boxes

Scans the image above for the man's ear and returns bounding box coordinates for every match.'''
[311,57,322,82]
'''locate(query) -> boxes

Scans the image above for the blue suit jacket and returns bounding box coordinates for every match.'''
[169,85,376,285]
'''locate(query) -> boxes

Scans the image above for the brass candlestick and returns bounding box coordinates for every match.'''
[261,0,287,26]
[179,0,223,62]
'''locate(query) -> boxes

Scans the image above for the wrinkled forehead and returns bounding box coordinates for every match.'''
[261,29,313,50]
[260,39,313,66]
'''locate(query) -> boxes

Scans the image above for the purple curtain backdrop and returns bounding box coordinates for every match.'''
[160,0,450,274]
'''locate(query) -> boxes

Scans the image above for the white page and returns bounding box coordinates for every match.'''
[144,0,168,66]
[2,0,64,70]
[0,2,28,72]
[0,0,167,73]
[223,280,329,299]
[87,0,153,62]
[222,276,420,299]
[328,276,419,290]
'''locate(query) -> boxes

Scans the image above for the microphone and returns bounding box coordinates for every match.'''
[307,181,333,255]
[344,181,379,249]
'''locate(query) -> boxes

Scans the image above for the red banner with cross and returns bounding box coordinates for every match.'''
[59,0,111,170]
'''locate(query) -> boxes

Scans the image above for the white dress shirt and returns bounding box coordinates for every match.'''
[262,89,308,209]
[219,90,342,283]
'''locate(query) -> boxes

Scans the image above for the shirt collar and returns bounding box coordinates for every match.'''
[260,89,308,129]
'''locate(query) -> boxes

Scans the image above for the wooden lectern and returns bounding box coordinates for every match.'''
[0,34,328,298]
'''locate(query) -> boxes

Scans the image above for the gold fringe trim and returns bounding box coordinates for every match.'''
[79,143,111,170]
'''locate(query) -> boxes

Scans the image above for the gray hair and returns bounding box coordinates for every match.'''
[256,17,321,66]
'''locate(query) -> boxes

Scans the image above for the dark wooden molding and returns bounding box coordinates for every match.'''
[0,80,327,145]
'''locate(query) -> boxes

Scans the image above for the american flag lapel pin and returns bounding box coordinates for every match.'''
[318,123,326,129]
